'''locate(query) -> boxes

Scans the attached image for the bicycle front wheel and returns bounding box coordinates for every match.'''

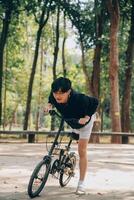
[28,159,50,198]
[59,153,76,187]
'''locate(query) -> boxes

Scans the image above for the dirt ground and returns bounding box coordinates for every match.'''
[0,143,134,200]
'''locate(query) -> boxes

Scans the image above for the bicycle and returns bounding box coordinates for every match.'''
[27,110,79,198]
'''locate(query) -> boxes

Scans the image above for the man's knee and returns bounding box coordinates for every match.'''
[78,139,88,157]
[78,148,87,157]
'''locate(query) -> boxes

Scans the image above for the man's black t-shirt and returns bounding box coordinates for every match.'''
[48,89,99,129]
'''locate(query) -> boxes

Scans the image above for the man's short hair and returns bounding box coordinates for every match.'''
[51,77,71,93]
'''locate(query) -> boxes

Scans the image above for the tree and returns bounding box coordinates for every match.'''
[51,4,60,131]
[52,4,60,80]
[23,0,53,139]
[91,0,104,99]
[62,11,67,77]
[62,0,93,94]
[106,0,121,143]
[121,0,134,136]
[0,0,14,126]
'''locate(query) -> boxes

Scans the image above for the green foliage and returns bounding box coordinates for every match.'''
[1,0,134,133]
[24,0,56,23]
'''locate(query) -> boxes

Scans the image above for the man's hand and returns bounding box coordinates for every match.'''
[78,115,90,125]
[44,103,52,113]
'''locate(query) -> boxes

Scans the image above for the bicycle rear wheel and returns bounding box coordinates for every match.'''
[59,153,76,187]
[28,159,50,198]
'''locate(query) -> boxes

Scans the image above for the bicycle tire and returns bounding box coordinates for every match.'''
[28,159,50,198]
[59,153,76,187]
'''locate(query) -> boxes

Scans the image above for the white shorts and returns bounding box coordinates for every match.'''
[72,113,96,139]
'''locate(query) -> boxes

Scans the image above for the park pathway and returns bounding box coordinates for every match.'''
[0,143,134,200]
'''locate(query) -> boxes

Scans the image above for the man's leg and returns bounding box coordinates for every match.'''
[75,114,96,194]
[76,138,89,194]
[78,138,89,181]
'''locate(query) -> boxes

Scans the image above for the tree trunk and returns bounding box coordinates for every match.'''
[91,0,103,99]
[121,0,134,142]
[91,45,101,98]
[106,0,121,143]
[62,13,67,78]
[51,5,60,131]
[90,0,103,135]
[80,39,91,95]
[23,1,51,143]
[52,5,60,81]
[35,39,43,132]
[3,44,8,130]
[0,8,12,126]
[23,27,42,131]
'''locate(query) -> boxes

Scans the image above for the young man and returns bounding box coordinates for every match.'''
[45,77,98,194]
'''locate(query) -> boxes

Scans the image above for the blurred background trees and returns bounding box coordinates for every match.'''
[0,0,134,143]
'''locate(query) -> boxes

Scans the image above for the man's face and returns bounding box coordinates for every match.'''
[53,89,71,104]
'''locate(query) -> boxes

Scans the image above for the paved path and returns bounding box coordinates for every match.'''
[0,143,134,200]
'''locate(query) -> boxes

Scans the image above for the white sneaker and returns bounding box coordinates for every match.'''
[76,185,86,195]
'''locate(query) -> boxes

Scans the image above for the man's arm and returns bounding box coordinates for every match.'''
[44,92,53,113]
[79,95,99,117]
[86,96,99,116]
[76,94,98,125]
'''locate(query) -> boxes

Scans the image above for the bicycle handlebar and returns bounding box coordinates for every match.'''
[49,109,61,118]
[49,109,79,123]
